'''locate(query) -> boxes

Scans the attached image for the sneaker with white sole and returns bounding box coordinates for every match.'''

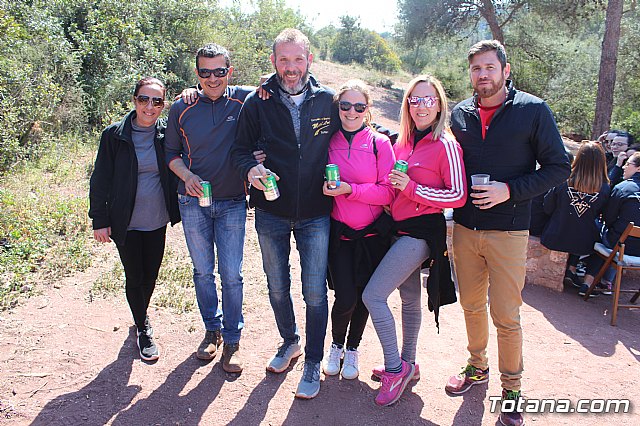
[266,340,302,373]
[341,349,359,380]
[374,360,414,406]
[137,328,159,361]
[322,343,343,376]
[295,362,321,399]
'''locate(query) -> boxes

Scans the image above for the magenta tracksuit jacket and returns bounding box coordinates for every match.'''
[328,127,396,230]
[391,130,467,221]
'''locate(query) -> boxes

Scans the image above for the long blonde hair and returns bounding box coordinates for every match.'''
[333,79,373,128]
[397,74,450,148]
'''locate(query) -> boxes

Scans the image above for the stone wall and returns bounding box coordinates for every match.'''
[525,236,567,292]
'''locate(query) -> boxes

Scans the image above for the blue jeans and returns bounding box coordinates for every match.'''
[255,209,329,363]
[179,194,246,344]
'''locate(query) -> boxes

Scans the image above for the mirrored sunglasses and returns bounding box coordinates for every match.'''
[134,95,164,108]
[338,101,368,113]
[197,67,229,78]
[407,95,438,108]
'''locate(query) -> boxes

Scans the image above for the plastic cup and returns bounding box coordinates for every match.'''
[470,174,490,186]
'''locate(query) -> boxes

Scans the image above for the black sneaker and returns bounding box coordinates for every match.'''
[578,283,600,297]
[137,329,159,361]
[563,270,582,288]
[499,389,524,426]
[144,316,154,337]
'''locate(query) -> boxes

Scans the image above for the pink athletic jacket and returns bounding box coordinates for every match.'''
[328,127,396,230]
[391,130,466,221]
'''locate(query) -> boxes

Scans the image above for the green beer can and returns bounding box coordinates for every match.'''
[325,164,340,189]
[394,160,409,173]
[199,181,212,207]
[263,172,280,201]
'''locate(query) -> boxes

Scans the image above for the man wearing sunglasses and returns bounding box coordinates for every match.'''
[231,28,339,399]
[165,43,253,374]
[446,40,570,426]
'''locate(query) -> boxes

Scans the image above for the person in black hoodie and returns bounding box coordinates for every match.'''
[541,141,610,289]
[89,77,180,361]
[581,152,640,295]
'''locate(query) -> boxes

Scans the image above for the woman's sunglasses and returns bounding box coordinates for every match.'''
[197,67,230,79]
[338,101,368,113]
[407,96,439,108]
[134,95,165,108]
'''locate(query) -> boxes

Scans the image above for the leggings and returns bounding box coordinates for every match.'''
[115,226,167,331]
[328,235,388,349]
[362,236,430,370]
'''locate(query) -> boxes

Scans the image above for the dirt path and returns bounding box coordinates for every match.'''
[1,63,639,425]
[1,210,638,425]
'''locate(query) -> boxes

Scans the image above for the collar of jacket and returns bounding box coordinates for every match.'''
[262,73,323,100]
[114,109,165,144]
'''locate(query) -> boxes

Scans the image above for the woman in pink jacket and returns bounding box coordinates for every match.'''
[321,79,396,380]
[362,75,466,406]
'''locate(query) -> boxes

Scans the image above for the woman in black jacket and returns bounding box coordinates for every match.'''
[541,141,610,290]
[89,77,180,361]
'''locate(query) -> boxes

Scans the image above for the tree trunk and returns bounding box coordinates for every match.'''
[592,0,624,139]
[480,0,504,43]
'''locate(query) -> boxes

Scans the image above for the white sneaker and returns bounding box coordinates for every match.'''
[341,348,359,379]
[322,343,342,376]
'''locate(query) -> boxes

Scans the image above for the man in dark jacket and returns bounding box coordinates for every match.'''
[232,28,339,399]
[165,43,253,373]
[444,40,570,426]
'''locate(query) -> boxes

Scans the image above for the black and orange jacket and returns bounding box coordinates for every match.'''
[231,74,340,219]
[165,86,253,198]
[89,110,180,246]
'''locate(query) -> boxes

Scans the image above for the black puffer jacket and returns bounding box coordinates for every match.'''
[451,81,570,231]
[89,110,180,246]
[231,74,340,219]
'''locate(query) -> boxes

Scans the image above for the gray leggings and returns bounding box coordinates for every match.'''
[362,236,430,370]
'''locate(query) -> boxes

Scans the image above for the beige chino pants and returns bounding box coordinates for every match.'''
[452,223,528,391]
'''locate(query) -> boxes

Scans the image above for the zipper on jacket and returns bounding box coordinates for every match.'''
[347,133,354,159]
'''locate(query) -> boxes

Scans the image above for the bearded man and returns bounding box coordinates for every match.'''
[445,39,570,426]
[231,28,339,399]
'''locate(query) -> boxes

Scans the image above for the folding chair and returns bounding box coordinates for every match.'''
[583,222,640,325]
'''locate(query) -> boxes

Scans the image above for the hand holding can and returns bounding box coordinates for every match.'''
[325,164,340,189]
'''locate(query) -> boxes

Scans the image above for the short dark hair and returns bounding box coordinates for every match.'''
[468,39,507,70]
[196,43,231,69]
[613,130,634,146]
[133,76,166,97]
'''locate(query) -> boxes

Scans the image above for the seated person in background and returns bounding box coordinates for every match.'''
[541,141,610,289]
[580,151,640,296]
[608,134,638,187]
[598,129,620,166]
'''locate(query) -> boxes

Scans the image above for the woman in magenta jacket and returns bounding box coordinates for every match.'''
[321,79,396,381]
[362,74,466,406]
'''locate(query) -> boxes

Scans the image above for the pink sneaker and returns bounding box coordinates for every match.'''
[372,363,420,381]
[374,360,415,406]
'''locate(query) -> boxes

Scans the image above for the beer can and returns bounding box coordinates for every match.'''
[394,160,409,173]
[199,181,212,207]
[325,164,340,189]
[263,172,280,201]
